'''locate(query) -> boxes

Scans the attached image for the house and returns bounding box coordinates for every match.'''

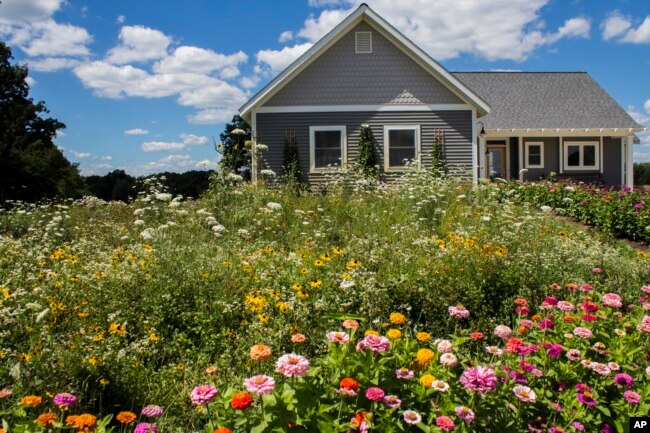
[239,3,644,187]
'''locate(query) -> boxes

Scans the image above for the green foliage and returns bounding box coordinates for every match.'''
[355,125,377,177]
[0,42,86,203]
[431,129,446,175]
[217,115,251,178]
[634,162,650,185]
[0,173,648,431]
[282,132,301,184]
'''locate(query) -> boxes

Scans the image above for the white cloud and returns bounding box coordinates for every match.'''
[176,81,247,109]
[117,15,126,24]
[69,150,91,158]
[645,99,650,114]
[219,66,240,79]
[628,106,650,162]
[0,0,63,22]
[105,25,172,64]
[55,129,66,137]
[141,141,185,152]
[131,154,209,175]
[187,107,236,124]
[240,75,260,89]
[153,46,247,75]
[180,133,208,146]
[99,155,113,161]
[307,0,352,7]
[125,128,149,135]
[256,42,313,74]
[11,19,91,57]
[628,105,650,126]
[621,16,650,43]
[284,0,591,62]
[278,30,294,42]
[601,12,632,41]
[25,76,36,86]
[27,57,80,71]
[80,163,113,176]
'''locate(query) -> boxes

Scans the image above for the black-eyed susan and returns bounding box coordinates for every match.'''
[320,253,332,262]
[276,302,290,313]
[292,283,303,291]
[108,323,126,336]
[332,247,344,255]
[313,259,324,267]
[309,279,322,288]
[299,267,308,274]
[296,290,309,300]
[149,332,161,342]
[346,259,361,270]
[258,314,269,323]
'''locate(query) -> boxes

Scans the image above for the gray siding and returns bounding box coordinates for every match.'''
[264,22,463,107]
[509,137,519,179]
[523,137,559,181]
[256,111,472,185]
[602,137,622,187]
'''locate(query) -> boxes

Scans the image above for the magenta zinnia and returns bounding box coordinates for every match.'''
[243,375,276,395]
[459,366,498,394]
[365,387,385,401]
[53,393,77,407]
[356,334,390,353]
[436,416,455,432]
[134,422,157,433]
[190,384,218,405]
[275,353,310,377]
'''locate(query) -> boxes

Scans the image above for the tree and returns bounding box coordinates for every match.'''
[216,115,251,178]
[0,41,86,202]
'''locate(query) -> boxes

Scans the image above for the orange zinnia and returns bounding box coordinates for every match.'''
[230,392,253,410]
[66,413,97,432]
[249,344,272,361]
[116,411,137,424]
[36,412,57,427]
[20,395,42,406]
[340,377,359,391]
[213,428,232,433]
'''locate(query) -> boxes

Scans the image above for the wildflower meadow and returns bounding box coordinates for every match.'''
[1,172,649,432]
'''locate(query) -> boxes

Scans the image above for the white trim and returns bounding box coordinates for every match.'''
[625,135,634,188]
[524,141,544,168]
[471,109,477,184]
[309,125,347,173]
[563,141,600,171]
[239,4,490,120]
[355,31,372,53]
[518,137,524,181]
[558,136,563,174]
[256,104,471,114]
[481,128,644,138]
[251,110,258,182]
[621,137,625,187]
[485,140,509,179]
[383,124,421,172]
[599,136,603,174]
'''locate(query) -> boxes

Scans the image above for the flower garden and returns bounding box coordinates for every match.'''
[0,172,649,432]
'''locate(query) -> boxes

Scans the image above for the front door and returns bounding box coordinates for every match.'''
[486,145,506,179]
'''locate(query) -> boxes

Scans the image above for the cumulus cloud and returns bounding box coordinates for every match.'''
[601,12,650,43]
[645,99,650,114]
[278,30,294,43]
[297,9,350,42]
[180,133,208,146]
[153,46,247,75]
[141,141,185,152]
[105,25,172,64]
[187,107,236,124]
[27,57,81,72]
[116,15,126,24]
[69,150,91,158]
[256,42,313,74]
[0,0,63,22]
[25,76,37,86]
[239,75,260,89]
[124,128,149,135]
[9,19,91,57]
[621,16,650,43]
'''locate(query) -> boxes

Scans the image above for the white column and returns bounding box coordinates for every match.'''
[479,136,486,179]
[599,136,604,174]
[626,135,634,188]
[471,110,477,184]
[251,110,257,183]
[621,137,625,187]
[518,136,524,181]
[558,136,564,174]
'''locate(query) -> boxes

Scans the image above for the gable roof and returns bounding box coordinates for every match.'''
[239,3,490,121]
[453,72,643,130]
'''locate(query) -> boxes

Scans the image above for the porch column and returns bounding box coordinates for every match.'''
[558,136,564,174]
[478,136,486,179]
[251,110,258,183]
[625,135,634,188]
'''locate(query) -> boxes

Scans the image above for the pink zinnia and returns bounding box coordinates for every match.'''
[592,267,602,274]
[448,305,470,319]
[440,353,458,367]
[190,384,218,405]
[395,368,414,380]
[557,301,574,311]
[494,325,512,339]
[53,392,77,407]
[539,318,554,330]
[642,285,650,293]
[383,395,401,408]
[573,327,592,338]
[590,362,611,376]
[134,423,157,433]
[403,410,421,425]
[436,339,453,353]
[614,373,634,388]
[624,390,641,404]
[243,375,276,395]
[365,387,385,401]
[455,406,475,423]
[141,405,164,417]
[275,353,310,377]
[637,316,650,333]
[356,334,390,354]
[602,293,622,308]
[436,416,455,431]
[513,385,536,402]
[326,331,349,344]
[459,366,498,394]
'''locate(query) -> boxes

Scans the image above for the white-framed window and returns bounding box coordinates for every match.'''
[525,141,544,168]
[563,141,599,171]
[355,31,372,53]
[383,125,420,171]
[309,125,346,172]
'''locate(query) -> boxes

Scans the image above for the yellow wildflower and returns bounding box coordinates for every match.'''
[108,323,126,336]
[309,279,322,288]
[389,313,406,325]
[416,348,435,367]
[332,247,344,255]
[149,332,161,342]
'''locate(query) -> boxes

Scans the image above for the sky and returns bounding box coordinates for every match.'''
[1,0,649,176]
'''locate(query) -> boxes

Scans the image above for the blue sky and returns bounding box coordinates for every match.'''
[1,0,649,175]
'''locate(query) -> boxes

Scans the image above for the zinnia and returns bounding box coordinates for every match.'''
[326,331,349,344]
[134,422,157,433]
[383,395,402,408]
[614,373,634,388]
[602,293,622,308]
[436,339,453,353]
[513,385,537,402]
[455,406,475,423]
[403,410,422,425]
[365,387,385,401]
[231,392,253,410]
[356,334,390,354]
[66,414,97,431]
[440,353,458,367]
[249,344,272,361]
[36,412,57,427]
[116,411,137,424]
[573,327,593,338]
[190,384,218,405]
[213,428,232,433]
[20,395,42,406]
[243,375,276,395]
[141,405,164,417]
[624,390,641,404]
[396,368,414,380]
[340,377,359,391]
[448,305,470,319]
[436,416,455,431]
[53,392,77,407]
[637,316,650,333]
[459,366,498,394]
[389,312,406,325]
[275,353,310,377]
[415,348,435,367]
[494,325,512,339]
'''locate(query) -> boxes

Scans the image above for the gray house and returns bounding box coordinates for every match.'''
[239,3,644,187]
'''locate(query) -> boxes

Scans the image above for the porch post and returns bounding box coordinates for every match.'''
[625,135,634,188]
[471,110,478,184]
[478,136,486,179]
[558,136,564,174]
[251,110,258,183]
[518,136,524,181]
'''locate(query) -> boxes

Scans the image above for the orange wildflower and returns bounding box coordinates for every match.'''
[66,413,97,432]
[116,411,137,424]
[213,428,232,433]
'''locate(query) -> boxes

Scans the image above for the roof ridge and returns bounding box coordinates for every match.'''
[451,71,588,74]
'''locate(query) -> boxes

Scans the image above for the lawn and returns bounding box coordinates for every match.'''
[0,172,648,432]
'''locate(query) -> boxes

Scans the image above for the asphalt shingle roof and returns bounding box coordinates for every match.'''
[452,72,641,130]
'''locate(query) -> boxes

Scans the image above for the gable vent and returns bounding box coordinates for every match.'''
[355,31,372,53]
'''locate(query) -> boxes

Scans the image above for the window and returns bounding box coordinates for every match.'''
[525,141,544,168]
[383,125,420,170]
[563,141,599,171]
[355,31,372,53]
[309,126,346,172]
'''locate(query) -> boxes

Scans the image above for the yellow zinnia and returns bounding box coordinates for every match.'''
[389,313,406,325]
[386,329,402,339]
[416,348,435,366]
[419,374,435,388]
[416,332,431,342]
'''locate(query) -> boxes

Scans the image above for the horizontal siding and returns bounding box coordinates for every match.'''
[264,22,463,107]
[523,137,559,181]
[256,111,473,185]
